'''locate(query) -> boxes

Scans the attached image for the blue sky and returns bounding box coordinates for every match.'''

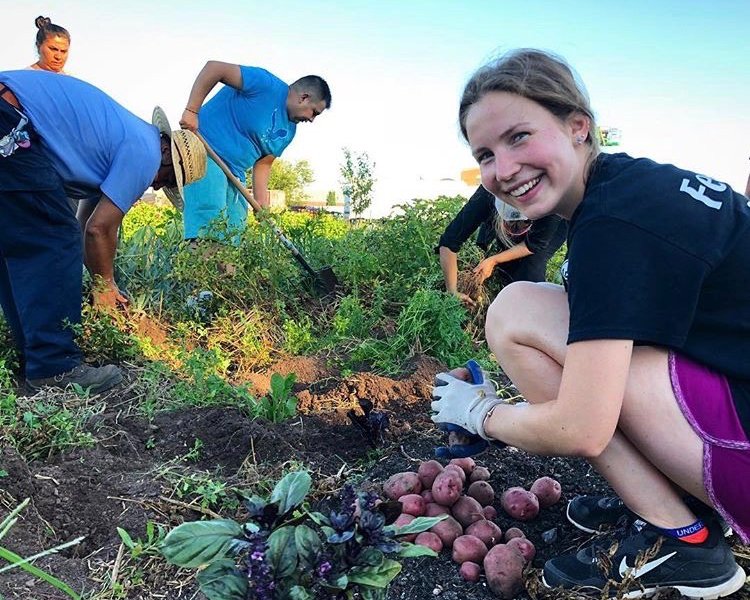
[5,0,749,214]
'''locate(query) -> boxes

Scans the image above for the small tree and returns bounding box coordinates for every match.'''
[339,148,376,215]
[326,190,337,206]
[251,159,314,205]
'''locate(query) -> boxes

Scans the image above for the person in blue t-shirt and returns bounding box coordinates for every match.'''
[178,60,331,240]
[0,70,206,393]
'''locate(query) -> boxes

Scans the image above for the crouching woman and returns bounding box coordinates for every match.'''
[431,48,750,598]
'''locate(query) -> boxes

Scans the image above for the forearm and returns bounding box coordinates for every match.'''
[439,247,460,292]
[84,226,118,284]
[252,158,273,209]
[483,401,600,456]
[491,241,533,266]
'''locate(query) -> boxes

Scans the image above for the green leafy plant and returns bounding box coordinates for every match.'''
[117,521,167,560]
[161,471,444,600]
[255,373,298,423]
[0,498,84,599]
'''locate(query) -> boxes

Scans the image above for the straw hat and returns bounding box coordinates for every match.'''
[152,106,206,211]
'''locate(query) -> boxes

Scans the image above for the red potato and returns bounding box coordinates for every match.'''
[507,536,536,564]
[504,527,525,542]
[449,457,476,476]
[431,470,463,507]
[500,487,540,521]
[425,502,450,517]
[466,519,503,547]
[443,464,466,485]
[430,515,463,548]
[415,531,443,553]
[459,561,482,583]
[467,481,495,506]
[421,490,434,504]
[451,495,485,528]
[383,472,422,501]
[393,513,417,542]
[469,466,491,483]
[417,460,444,489]
[398,494,426,517]
[452,534,488,565]
[530,476,562,508]
[484,544,526,599]
[483,505,498,521]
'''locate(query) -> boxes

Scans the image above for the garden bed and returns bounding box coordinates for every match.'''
[1,354,748,600]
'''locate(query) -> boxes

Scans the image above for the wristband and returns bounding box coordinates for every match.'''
[184,107,199,115]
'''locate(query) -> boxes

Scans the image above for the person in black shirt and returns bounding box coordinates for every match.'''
[430,49,749,598]
[437,185,566,307]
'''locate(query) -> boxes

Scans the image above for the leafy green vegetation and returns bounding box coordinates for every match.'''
[160,470,444,600]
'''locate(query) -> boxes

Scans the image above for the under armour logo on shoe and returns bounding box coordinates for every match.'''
[619,552,677,579]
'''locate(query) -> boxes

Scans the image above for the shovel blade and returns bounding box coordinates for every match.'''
[313,266,338,296]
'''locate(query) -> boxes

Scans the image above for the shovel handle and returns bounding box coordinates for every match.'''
[194,132,264,214]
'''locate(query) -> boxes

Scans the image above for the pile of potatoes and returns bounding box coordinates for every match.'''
[383,458,562,599]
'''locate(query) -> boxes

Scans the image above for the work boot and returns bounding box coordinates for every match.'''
[27,363,122,395]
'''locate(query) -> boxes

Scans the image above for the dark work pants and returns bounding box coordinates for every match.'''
[0,99,83,379]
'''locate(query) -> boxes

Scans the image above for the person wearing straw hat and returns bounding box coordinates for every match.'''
[0,69,206,394]
[438,185,567,308]
[178,60,331,241]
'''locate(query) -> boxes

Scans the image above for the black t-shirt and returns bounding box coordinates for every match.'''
[566,153,750,434]
[437,186,567,256]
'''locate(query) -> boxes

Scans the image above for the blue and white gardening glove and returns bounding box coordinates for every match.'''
[431,360,507,458]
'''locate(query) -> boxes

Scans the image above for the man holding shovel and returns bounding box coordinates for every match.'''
[0,69,206,393]
[179,61,331,241]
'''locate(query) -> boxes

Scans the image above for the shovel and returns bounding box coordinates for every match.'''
[194,132,338,295]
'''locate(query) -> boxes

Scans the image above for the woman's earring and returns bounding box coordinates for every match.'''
[575,135,585,145]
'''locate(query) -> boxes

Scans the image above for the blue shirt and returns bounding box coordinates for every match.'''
[199,66,296,181]
[0,70,160,213]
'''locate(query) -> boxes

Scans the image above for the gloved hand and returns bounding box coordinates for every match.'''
[432,360,507,458]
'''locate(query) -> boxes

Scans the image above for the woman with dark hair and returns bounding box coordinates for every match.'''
[29,16,70,74]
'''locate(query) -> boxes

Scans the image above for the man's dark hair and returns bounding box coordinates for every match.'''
[291,75,332,108]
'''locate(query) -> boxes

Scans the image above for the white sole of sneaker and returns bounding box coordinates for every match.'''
[565,501,599,534]
[543,565,747,599]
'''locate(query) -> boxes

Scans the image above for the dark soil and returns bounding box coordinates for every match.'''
[0,354,747,600]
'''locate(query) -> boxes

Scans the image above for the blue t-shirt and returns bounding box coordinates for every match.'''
[0,70,160,213]
[199,66,296,181]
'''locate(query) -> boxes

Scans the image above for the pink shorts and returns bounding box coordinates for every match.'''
[670,352,750,543]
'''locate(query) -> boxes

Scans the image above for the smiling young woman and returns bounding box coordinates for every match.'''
[430,49,750,598]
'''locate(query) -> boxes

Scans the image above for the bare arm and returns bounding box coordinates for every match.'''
[439,246,475,308]
[745,170,750,197]
[483,339,633,456]
[179,61,243,132]
[251,155,275,209]
[83,196,127,308]
[473,241,533,283]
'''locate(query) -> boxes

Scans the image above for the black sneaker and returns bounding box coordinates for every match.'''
[27,363,122,395]
[568,495,733,537]
[567,495,629,533]
[543,518,746,598]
